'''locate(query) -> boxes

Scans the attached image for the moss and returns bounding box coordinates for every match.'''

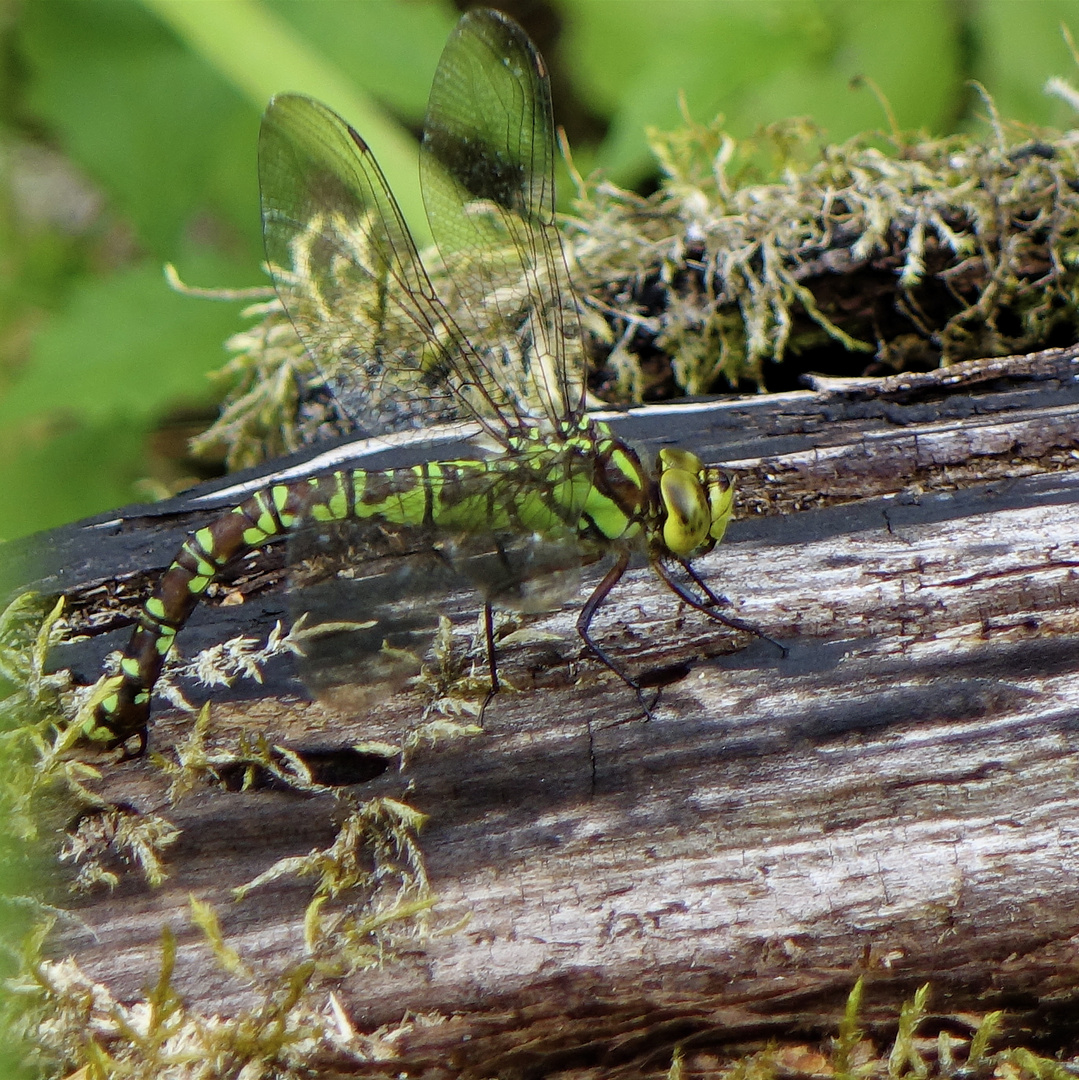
[0,590,452,1076]
[60,803,180,892]
[187,298,316,471]
[232,795,435,973]
[29,932,380,1078]
[661,982,1060,1080]
[29,794,439,1073]
[0,591,185,1075]
[26,954,1075,1080]
[576,109,1079,397]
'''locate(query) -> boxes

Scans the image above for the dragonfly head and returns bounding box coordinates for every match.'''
[656,448,734,556]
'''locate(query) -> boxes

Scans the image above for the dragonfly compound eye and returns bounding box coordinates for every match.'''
[658,451,710,555]
[704,468,734,544]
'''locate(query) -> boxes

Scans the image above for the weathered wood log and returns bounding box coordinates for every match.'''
[14,346,1079,1076]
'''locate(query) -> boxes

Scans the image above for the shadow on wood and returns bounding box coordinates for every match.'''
[13,346,1079,1076]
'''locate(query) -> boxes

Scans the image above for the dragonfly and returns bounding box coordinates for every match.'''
[94,7,751,756]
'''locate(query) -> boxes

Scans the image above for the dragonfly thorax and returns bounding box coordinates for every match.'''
[655,448,734,557]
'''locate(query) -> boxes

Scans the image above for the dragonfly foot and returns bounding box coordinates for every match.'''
[477,684,498,728]
[634,685,661,722]
[724,616,788,659]
[104,728,148,761]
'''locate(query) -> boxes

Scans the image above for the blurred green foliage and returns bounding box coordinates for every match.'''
[0,0,1077,543]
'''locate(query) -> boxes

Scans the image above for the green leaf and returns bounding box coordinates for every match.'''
[0,254,252,537]
[18,0,261,257]
[139,0,441,244]
[0,412,147,539]
[267,0,458,120]
[563,1,830,181]
[974,0,1079,127]
[738,0,962,139]
[561,0,994,183]
[0,256,249,427]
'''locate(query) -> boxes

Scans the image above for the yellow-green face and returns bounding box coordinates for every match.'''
[656,448,734,556]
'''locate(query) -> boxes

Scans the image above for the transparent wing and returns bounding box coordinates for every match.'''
[420,9,587,432]
[260,93,527,444]
[289,525,585,708]
[286,455,591,706]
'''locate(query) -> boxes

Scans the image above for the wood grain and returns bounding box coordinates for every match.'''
[20,346,1079,1075]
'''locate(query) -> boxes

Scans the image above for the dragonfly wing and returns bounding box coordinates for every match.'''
[285,463,588,706]
[420,9,587,433]
[259,93,518,442]
[288,522,471,704]
[289,525,584,693]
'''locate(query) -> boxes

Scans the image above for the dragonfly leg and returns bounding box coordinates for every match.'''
[478,601,499,727]
[576,549,656,719]
[110,726,148,762]
[484,601,500,694]
[657,558,787,657]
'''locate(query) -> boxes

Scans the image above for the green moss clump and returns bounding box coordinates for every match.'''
[572,108,1079,399]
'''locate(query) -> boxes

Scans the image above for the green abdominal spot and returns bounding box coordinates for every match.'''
[373,485,427,524]
[434,493,508,531]
[513,489,565,533]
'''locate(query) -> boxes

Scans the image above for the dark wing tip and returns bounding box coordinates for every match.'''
[346,124,369,153]
[454,7,540,81]
[460,7,527,45]
[261,93,370,157]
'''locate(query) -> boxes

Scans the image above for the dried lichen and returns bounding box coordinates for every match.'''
[188,101,1079,470]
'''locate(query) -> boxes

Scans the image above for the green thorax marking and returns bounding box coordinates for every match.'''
[346,435,604,538]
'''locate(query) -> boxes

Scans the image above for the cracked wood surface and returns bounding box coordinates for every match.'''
[16,346,1079,1075]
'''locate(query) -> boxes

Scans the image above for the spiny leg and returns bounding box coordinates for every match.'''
[477,601,499,726]
[484,602,500,694]
[429,542,502,725]
[656,557,787,657]
[575,548,656,719]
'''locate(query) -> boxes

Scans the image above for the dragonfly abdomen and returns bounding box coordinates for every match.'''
[94,481,315,750]
[94,454,590,751]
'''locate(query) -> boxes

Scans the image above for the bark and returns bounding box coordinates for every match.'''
[14,345,1079,1077]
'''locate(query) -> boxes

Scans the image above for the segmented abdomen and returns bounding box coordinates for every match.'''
[94,452,594,751]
